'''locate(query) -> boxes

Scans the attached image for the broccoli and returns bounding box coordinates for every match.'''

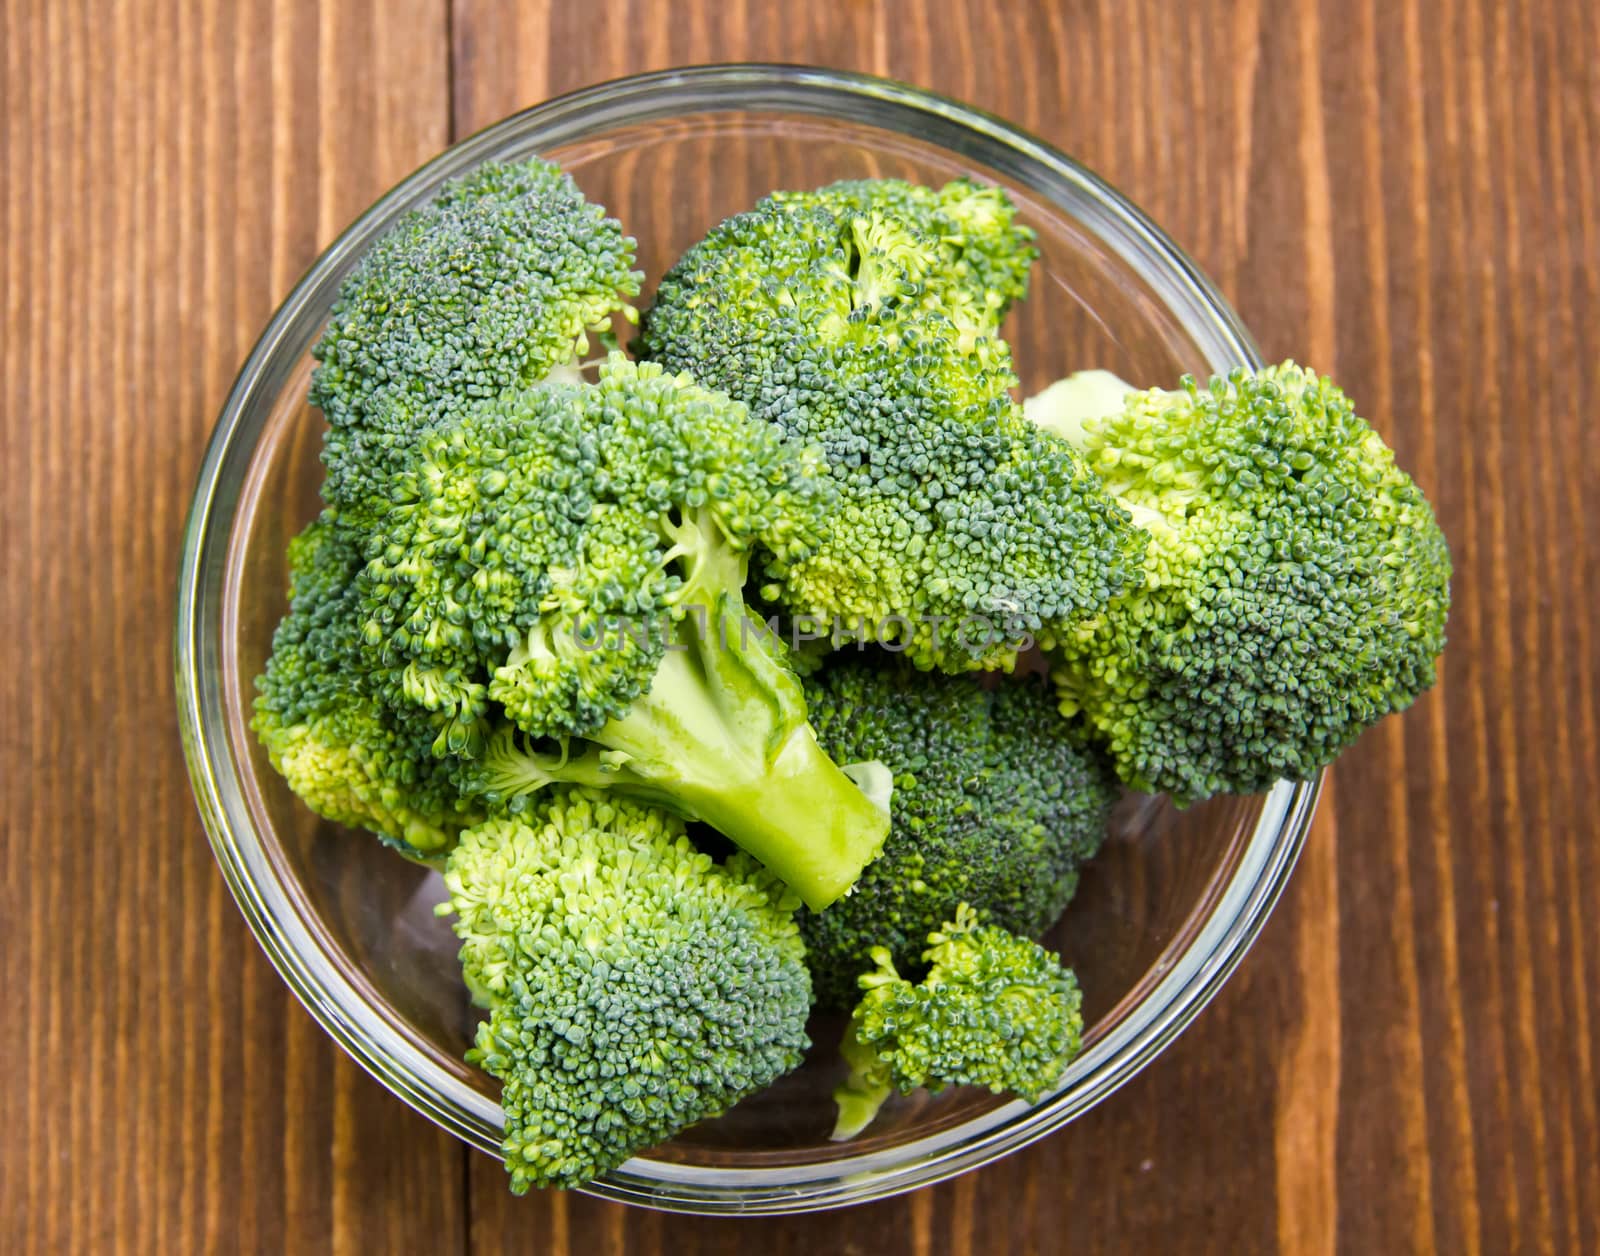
[831,905,1084,1141]
[772,176,1038,335]
[310,157,641,524]
[438,789,811,1191]
[1028,363,1452,802]
[355,355,889,909]
[639,186,1144,671]
[798,655,1117,1008]
[241,150,1472,1192]
[252,518,479,855]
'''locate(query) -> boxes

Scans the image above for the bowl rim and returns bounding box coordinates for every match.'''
[174,62,1318,1215]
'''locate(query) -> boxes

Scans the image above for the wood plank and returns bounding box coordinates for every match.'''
[0,1,464,1251]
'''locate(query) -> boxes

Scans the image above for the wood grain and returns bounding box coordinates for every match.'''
[5,0,1598,1251]
[1,1,464,1252]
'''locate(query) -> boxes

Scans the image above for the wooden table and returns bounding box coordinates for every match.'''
[5,1,1597,1251]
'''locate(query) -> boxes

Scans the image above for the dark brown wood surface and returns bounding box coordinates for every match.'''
[4,1,1597,1251]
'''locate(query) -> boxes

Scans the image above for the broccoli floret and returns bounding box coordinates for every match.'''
[438,789,811,1191]
[356,355,889,908]
[773,176,1038,330]
[252,519,479,854]
[639,185,1143,671]
[831,905,1084,1141]
[1029,363,1452,802]
[798,655,1117,1008]
[310,157,641,523]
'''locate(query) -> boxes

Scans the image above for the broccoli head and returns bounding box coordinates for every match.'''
[252,519,479,855]
[310,157,641,523]
[773,176,1038,332]
[639,185,1143,671]
[356,355,889,908]
[1029,363,1452,802]
[439,789,811,1191]
[831,905,1084,1140]
[798,655,1117,1008]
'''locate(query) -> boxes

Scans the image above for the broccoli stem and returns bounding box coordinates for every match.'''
[831,1017,894,1141]
[570,509,889,908]
[591,582,889,911]
[478,511,891,909]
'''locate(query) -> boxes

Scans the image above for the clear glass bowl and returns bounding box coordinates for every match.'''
[174,65,1318,1215]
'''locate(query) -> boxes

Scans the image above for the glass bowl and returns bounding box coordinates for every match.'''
[175,64,1318,1215]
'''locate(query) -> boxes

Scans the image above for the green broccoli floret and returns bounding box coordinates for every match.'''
[356,355,889,908]
[310,157,641,524]
[831,905,1084,1141]
[798,655,1117,1008]
[438,789,811,1191]
[252,519,480,854]
[639,184,1144,671]
[1028,363,1452,802]
[773,176,1038,332]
